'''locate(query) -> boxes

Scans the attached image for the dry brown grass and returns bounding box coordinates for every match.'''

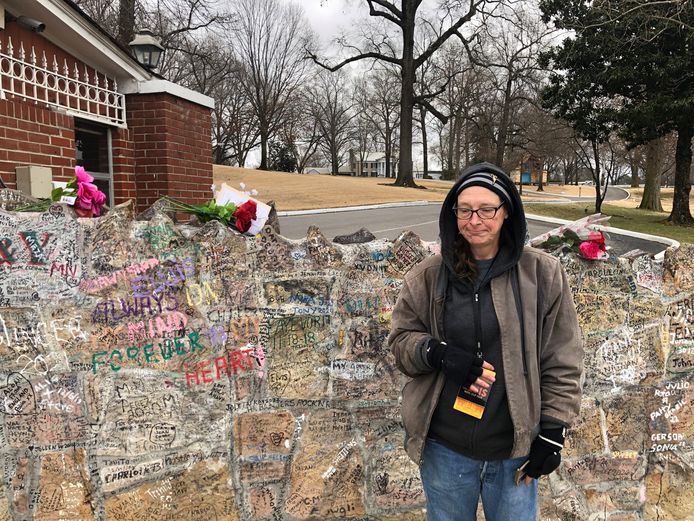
[214,166,694,212]
[213,166,452,211]
[213,166,581,211]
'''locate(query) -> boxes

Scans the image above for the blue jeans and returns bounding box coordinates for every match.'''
[420,438,537,521]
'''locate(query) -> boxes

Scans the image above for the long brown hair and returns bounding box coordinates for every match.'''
[453,234,478,281]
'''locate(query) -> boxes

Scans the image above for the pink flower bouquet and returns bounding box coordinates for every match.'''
[16,165,107,217]
[531,214,610,260]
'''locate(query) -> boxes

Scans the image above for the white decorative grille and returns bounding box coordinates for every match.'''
[0,37,126,127]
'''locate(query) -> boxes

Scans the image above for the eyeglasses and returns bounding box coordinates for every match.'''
[452,202,504,220]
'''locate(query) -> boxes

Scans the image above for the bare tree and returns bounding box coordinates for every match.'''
[232,0,311,170]
[459,6,554,169]
[118,0,136,47]
[350,105,378,176]
[212,71,261,166]
[278,93,322,173]
[515,104,576,191]
[433,47,490,178]
[74,0,122,38]
[75,0,232,81]
[356,69,401,178]
[574,134,623,212]
[306,70,357,175]
[308,0,502,188]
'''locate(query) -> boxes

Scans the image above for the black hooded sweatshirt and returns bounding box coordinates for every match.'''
[428,162,527,460]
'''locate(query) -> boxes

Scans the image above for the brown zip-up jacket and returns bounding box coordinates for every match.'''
[388,247,584,465]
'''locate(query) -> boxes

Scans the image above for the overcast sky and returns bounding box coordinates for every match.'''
[291,0,362,47]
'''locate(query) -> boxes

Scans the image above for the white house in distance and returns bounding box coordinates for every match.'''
[350,152,398,177]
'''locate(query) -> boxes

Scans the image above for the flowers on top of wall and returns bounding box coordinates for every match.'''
[72,166,107,217]
[164,183,268,235]
[531,214,610,260]
[16,165,107,217]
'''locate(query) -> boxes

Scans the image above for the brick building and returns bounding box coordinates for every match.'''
[0,0,214,212]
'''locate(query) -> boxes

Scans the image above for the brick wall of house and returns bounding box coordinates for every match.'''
[0,97,75,189]
[1,21,213,211]
[125,93,213,212]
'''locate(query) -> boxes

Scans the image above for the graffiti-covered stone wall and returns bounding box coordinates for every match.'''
[0,201,691,521]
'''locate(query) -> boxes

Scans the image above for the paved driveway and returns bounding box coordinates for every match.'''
[278,202,667,257]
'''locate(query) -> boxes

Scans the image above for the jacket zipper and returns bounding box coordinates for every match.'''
[474,292,482,358]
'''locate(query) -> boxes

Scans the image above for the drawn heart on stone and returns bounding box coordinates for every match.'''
[0,372,37,415]
[269,432,284,446]
[375,472,390,495]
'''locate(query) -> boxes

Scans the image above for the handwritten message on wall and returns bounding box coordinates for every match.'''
[0,202,692,520]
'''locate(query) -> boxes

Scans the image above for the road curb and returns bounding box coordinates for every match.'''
[277,200,430,217]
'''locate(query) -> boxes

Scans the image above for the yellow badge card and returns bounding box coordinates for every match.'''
[453,370,495,419]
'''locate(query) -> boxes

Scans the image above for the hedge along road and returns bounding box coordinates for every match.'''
[278,201,668,257]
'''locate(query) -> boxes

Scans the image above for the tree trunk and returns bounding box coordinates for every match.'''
[464,117,471,169]
[639,137,663,211]
[537,161,544,192]
[259,129,269,170]
[446,117,456,178]
[117,0,135,49]
[394,3,417,187]
[453,115,462,177]
[495,75,513,167]
[668,126,694,224]
[592,140,603,213]
[331,149,339,176]
[629,148,640,188]
[420,106,429,179]
[385,132,392,178]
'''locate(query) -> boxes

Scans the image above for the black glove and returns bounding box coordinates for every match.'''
[425,339,483,387]
[524,427,566,479]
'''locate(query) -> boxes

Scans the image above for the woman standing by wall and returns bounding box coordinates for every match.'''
[389,162,584,521]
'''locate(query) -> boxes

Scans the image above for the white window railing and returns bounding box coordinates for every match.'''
[0,37,126,128]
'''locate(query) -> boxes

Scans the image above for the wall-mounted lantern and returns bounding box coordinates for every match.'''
[128,30,165,70]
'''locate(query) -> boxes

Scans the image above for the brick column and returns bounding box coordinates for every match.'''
[111,127,137,205]
[125,93,213,212]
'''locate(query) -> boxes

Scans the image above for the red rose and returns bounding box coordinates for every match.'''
[233,200,257,233]
[587,230,605,247]
[579,240,605,260]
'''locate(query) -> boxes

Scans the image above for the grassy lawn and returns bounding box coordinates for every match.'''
[214,166,694,244]
[525,202,694,244]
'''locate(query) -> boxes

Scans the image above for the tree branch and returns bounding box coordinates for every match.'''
[414,1,481,69]
[414,80,448,102]
[305,49,402,71]
[366,0,402,25]
[415,98,448,124]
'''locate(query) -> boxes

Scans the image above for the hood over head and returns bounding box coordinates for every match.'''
[439,162,527,279]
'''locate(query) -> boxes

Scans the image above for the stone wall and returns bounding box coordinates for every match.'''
[0,202,691,521]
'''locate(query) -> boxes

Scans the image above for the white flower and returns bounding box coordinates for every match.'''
[239,182,246,191]
[210,184,217,192]
[250,189,258,196]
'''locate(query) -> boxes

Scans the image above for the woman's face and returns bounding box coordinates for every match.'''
[456,186,508,259]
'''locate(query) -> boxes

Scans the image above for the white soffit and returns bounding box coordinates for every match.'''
[120,78,215,109]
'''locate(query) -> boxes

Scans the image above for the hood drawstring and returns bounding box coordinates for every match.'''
[511,266,528,376]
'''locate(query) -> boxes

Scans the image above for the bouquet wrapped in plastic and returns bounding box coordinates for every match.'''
[164,182,270,235]
[530,214,610,260]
